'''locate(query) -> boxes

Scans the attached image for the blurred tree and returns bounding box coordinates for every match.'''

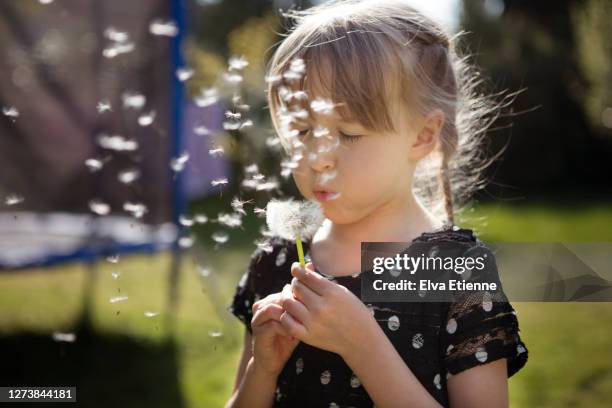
[573,0,612,132]
[460,0,612,202]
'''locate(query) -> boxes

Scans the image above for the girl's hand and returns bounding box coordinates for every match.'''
[250,302,300,377]
[279,262,376,357]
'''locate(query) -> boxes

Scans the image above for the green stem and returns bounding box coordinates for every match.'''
[295,233,306,269]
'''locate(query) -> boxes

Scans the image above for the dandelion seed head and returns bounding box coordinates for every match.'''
[265,198,324,241]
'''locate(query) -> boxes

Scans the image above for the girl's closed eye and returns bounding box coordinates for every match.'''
[339,131,363,144]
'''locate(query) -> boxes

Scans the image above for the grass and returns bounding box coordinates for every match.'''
[0,201,611,407]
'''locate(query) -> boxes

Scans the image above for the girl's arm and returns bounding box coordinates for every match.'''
[342,318,508,408]
[224,331,277,408]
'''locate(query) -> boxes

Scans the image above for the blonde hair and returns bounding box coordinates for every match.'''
[266,0,505,225]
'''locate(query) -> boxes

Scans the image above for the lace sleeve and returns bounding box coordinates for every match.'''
[441,243,529,377]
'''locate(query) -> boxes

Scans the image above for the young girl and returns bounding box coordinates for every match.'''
[226,1,528,406]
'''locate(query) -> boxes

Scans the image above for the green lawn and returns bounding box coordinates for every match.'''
[0,202,611,407]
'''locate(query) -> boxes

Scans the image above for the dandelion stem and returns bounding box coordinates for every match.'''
[295,232,306,268]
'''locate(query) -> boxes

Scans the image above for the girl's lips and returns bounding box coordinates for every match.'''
[313,190,340,202]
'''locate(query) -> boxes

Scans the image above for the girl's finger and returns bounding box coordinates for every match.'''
[291,277,320,310]
[279,310,308,339]
[282,294,310,325]
[251,303,285,328]
[290,262,331,296]
[252,292,282,314]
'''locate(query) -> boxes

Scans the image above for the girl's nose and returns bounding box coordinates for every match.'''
[307,146,335,172]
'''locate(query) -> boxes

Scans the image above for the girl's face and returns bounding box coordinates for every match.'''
[289,105,437,225]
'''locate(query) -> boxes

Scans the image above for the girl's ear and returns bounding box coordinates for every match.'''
[409,110,444,161]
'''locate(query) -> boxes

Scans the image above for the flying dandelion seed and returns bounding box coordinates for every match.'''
[194,88,218,107]
[208,330,223,338]
[171,152,189,173]
[255,238,274,253]
[254,207,266,217]
[118,168,140,184]
[228,56,249,71]
[89,199,111,215]
[149,19,178,37]
[194,214,208,224]
[110,295,129,303]
[52,332,76,343]
[265,74,282,84]
[209,147,224,156]
[223,72,243,84]
[211,231,229,244]
[245,163,258,173]
[313,126,330,138]
[106,254,120,263]
[137,111,156,126]
[2,106,19,121]
[225,111,241,120]
[239,120,253,130]
[123,202,147,218]
[5,194,24,206]
[178,236,194,248]
[104,27,128,43]
[111,271,120,279]
[97,134,138,152]
[96,101,112,113]
[122,92,146,109]
[103,42,135,58]
[144,311,159,318]
[310,98,336,115]
[256,179,280,192]
[211,178,228,187]
[176,67,194,82]
[194,125,211,136]
[223,121,241,131]
[320,169,338,185]
[197,265,210,277]
[216,212,243,228]
[179,214,194,227]
[231,197,252,215]
[39,0,55,4]
[266,136,281,147]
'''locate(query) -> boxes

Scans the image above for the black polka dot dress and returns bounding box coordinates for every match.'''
[227,226,528,407]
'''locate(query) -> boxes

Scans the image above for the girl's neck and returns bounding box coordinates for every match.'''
[314,193,444,246]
